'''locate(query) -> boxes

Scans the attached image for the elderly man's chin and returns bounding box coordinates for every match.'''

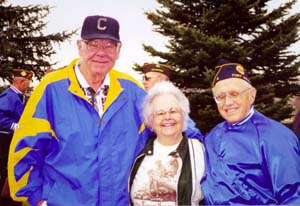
[91,64,113,74]
[221,112,242,124]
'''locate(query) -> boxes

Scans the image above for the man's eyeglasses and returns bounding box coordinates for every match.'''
[143,74,159,81]
[82,40,117,53]
[214,87,252,104]
[143,75,152,81]
[153,107,181,120]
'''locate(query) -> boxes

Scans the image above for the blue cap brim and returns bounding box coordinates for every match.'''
[81,34,121,42]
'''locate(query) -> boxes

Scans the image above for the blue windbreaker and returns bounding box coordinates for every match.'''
[8,59,149,206]
[0,86,24,134]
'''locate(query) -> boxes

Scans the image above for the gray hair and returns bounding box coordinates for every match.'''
[142,81,190,131]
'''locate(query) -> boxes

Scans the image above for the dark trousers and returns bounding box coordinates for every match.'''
[0,133,12,191]
[0,133,21,205]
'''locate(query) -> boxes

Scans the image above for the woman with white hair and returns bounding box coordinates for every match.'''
[128,81,205,206]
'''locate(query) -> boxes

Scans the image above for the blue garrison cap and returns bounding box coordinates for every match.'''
[212,59,250,87]
[81,15,120,42]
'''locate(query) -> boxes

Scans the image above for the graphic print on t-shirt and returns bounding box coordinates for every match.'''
[134,156,179,202]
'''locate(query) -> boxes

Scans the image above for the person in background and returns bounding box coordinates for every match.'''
[292,95,300,140]
[8,15,148,206]
[129,81,205,206]
[141,63,204,141]
[293,109,300,139]
[0,69,33,205]
[201,59,300,204]
[141,63,172,92]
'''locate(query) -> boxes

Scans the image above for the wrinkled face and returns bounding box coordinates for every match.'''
[77,39,121,75]
[150,94,184,139]
[16,78,31,93]
[142,72,168,92]
[213,78,256,124]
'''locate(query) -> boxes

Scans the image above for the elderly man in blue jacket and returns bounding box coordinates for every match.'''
[201,59,300,204]
[0,69,33,203]
[8,15,201,206]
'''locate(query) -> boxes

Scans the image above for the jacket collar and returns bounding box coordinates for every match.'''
[66,58,124,111]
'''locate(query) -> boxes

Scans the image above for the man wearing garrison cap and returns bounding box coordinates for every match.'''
[201,59,300,204]
[0,69,33,205]
[141,63,173,92]
[141,62,203,141]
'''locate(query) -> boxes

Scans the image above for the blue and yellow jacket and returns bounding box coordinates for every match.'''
[8,59,148,206]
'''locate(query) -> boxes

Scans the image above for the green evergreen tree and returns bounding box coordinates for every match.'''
[0,0,75,82]
[137,0,300,134]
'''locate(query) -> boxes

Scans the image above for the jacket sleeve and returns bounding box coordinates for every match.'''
[261,123,300,204]
[8,82,56,205]
[184,116,204,142]
[133,85,150,156]
[0,92,21,131]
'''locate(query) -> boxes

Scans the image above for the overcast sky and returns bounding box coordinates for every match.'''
[8,0,166,80]
[7,0,300,81]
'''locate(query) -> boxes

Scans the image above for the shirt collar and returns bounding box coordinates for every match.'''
[141,134,188,158]
[10,85,23,95]
[74,60,110,91]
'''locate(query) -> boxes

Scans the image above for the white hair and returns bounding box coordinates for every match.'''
[142,81,190,131]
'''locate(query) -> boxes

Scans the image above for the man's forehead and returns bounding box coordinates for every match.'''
[86,38,117,43]
[145,71,162,77]
[214,78,247,91]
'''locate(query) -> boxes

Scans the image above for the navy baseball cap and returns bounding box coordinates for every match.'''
[81,15,120,42]
[212,59,251,87]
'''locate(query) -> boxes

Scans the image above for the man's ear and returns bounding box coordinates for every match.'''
[77,40,84,57]
[77,40,82,48]
[115,43,122,60]
[250,88,257,104]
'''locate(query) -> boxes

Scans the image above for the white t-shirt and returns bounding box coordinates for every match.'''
[131,140,182,206]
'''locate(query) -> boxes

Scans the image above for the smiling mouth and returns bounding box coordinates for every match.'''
[225,108,238,115]
[161,123,175,127]
[93,61,107,64]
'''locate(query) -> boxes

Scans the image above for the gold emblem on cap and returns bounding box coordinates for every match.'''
[236,65,245,75]
[97,18,107,31]
[21,71,27,77]
[152,68,164,73]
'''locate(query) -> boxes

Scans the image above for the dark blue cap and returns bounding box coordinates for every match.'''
[81,15,120,42]
[212,59,250,86]
[12,69,33,80]
[142,63,173,78]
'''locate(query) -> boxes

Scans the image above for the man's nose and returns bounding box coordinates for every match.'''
[224,95,234,105]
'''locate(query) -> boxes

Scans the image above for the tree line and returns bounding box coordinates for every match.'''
[1,0,299,133]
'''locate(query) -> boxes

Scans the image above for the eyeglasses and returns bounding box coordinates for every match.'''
[143,74,159,81]
[153,107,181,120]
[82,40,117,53]
[214,87,252,104]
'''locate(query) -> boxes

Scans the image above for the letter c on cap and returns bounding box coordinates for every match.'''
[97,18,107,30]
